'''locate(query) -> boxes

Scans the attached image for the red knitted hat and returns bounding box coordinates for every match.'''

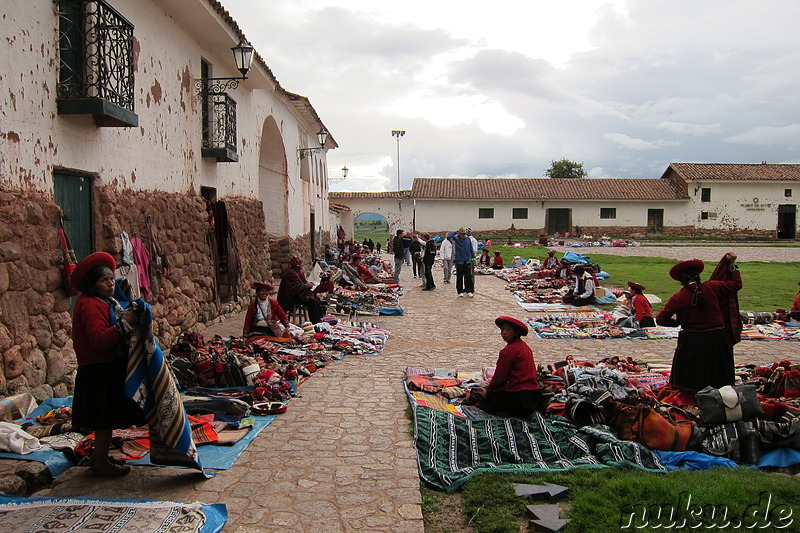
[627,281,645,291]
[669,260,704,281]
[495,316,528,336]
[71,252,116,293]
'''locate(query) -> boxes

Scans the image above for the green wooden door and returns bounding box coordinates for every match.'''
[546,208,571,235]
[647,209,664,235]
[54,171,94,261]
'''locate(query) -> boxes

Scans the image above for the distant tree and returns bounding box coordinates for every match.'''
[545,159,588,179]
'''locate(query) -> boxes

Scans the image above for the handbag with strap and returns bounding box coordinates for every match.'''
[611,399,695,452]
[696,384,764,424]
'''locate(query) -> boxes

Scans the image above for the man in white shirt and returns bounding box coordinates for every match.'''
[439,235,454,284]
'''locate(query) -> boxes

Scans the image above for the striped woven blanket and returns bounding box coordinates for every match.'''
[413,405,666,492]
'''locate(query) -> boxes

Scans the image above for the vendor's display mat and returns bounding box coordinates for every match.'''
[412,404,666,492]
[0,495,227,533]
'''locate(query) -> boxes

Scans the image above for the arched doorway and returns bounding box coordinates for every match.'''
[259,116,288,236]
[354,212,389,252]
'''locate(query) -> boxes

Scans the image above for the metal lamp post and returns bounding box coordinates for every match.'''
[391,130,405,191]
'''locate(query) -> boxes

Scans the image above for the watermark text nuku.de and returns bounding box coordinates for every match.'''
[620,491,793,529]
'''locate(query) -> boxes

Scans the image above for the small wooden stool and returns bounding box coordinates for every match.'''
[288,306,309,325]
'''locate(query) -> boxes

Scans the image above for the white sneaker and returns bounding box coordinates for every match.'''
[467,293,474,298]
[458,293,464,297]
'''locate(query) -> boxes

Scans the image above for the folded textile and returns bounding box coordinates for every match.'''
[0,393,37,422]
[0,421,42,454]
[413,405,666,492]
[122,295,205,475]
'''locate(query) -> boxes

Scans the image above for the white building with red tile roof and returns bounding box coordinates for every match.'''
[331,163,800,240]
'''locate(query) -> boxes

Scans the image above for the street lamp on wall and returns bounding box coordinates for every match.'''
[391,130,405,191]
[298,128,330,159]
[330,165,348,184]
[194,39,255,96]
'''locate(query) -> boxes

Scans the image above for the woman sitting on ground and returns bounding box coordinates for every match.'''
[243,281,290,339]
[492,250,504,270]
[478,248,491,266]
[478,316,543,418]
[626,281,655,327]
[562,265,595,306]
[350,254,378,283]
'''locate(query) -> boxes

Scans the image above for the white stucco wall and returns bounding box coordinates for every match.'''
[1,0,331,238]
[686,181,798,231]
[413,199,689,232]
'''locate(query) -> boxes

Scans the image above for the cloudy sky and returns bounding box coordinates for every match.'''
[222,0,800,191]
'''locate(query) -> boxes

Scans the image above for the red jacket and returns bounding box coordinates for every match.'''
[792,292,800,313]
[656,272,742,331]
[72,296,124,366]
[631,293,653,322]
[243,298,288,335]
[489,338,539,392]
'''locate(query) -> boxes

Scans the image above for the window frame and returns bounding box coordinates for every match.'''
[511,207,528,220]
[599,207,617,219]
[478,208,495,219]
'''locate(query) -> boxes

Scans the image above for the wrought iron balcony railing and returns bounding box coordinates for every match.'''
[56,0,137,127]
[202,92,238,162]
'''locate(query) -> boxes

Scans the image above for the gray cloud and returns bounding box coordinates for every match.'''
[222,0,800,185]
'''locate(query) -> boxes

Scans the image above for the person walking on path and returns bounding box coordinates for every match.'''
[447,227,476,297]
[392,229,405,284]
[440,234,454,284]
[656,253,742,392]
[421,233,437,291]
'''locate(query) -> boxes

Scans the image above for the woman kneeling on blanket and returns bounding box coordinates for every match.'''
[478,316,544,418]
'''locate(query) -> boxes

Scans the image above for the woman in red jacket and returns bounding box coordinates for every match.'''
[243,281,289,339]
[71,252,144,476]
[656,254,741,391]
[479,316,543,417]
[626,281,655,327]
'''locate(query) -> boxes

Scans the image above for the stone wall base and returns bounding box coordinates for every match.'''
[0,186,273,400]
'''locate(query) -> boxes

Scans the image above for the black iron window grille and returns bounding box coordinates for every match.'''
[56,0,137,127]
[202,92,239,162]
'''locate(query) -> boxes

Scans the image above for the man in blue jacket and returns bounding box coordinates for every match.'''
[447,227,476,297]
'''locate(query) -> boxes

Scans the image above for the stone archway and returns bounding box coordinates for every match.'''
[354,212,390,251]
[259,116,288,236]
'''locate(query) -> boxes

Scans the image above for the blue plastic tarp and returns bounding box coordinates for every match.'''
[563,251,590,264]
[653,450,738,471]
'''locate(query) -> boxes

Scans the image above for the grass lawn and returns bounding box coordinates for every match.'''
[489,247,799,312]
[423,468,800,533]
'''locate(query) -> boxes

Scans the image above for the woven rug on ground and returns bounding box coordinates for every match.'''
[413,404,666,492]
[0,495,227,533]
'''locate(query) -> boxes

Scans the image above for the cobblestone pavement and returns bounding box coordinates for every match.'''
[34,247,798,531]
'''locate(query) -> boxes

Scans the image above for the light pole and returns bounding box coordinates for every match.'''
[391,130,405,191]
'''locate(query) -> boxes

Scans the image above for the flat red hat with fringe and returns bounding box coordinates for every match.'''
[495,316,528,336]
[252,281,275,292]
[669,259,704,281]
[71,252,116,293]
[627,281,645,291]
